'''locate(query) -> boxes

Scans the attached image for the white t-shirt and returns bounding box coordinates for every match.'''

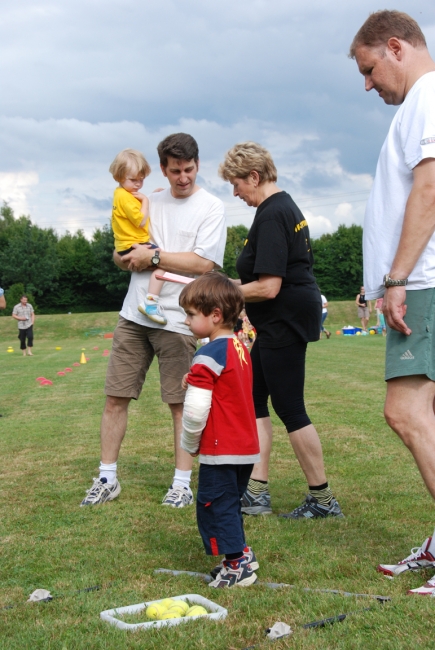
[120,187,226,335]
[321,295,327,313]
[363,71,435,300]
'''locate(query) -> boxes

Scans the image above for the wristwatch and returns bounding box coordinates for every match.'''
[383,273,408,288]
[151,250,160,267]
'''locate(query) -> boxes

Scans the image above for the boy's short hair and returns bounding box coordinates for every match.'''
[179,272,244,329]
[109,149,151,182]
[157,133,199,167]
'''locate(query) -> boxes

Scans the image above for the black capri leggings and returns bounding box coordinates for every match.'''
[18,326,33,350]
[251,339,311,434]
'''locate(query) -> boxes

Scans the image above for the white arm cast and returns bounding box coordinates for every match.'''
[181,385,213,454]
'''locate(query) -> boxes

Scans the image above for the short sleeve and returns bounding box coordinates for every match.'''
[192,198,226,267]
[401,76,435,171]
[252,220,289,278]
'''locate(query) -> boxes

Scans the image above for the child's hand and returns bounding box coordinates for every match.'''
[131,191,147,202]
[190,451,199,457]
[181,373,189,390]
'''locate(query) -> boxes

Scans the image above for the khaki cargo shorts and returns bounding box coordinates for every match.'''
[105,316,197,402]
[385,288,435,381]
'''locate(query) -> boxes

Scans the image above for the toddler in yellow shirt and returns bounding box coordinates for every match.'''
[109,149,166,325]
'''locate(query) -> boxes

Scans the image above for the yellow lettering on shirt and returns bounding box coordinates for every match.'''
[294,219,308,232]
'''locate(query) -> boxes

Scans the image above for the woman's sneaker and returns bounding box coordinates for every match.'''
[210,546,259,579]
[209,557,257,588]
[240,488,272,515]
[377,537,435,576]
[279,494,344,519]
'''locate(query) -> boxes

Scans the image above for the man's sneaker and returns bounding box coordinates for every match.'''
[80,477,121,506]
[407,575,435,596]
[240,488,272,515]
[377,537,435,576]
[161,485,193,508]
[209,557,258,588]
[138,301,167,325]
[279,494,344,519]
[210,546,259,579]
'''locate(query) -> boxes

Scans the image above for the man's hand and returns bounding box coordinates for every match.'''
[382,286,411,335]
[122,244,157,273]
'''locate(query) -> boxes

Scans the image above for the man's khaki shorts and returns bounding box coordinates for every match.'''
[385,288,435,381]
[105,316,197,402]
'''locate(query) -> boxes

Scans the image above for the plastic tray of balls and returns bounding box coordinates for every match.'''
[100,593,228,630]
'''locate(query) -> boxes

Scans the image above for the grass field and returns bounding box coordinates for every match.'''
[1,304,434,649]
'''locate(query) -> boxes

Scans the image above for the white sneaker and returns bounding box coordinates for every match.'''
[408,575,435,596]
[377,537,435,576]
[80,478,121,506]
[161,485,193,508]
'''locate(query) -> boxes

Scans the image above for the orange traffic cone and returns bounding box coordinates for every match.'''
[80,352,87,364]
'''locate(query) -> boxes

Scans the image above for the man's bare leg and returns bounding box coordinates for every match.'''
[162,403,194,507]
[385,375,435,499]
[101,396,131,463]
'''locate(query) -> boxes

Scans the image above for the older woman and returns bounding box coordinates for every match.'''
[219,142,344,519]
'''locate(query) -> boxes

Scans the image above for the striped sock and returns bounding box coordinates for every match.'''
[309,482,333,506]
[248,478,268,495]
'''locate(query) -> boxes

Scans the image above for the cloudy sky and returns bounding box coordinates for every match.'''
[1,0,434,239]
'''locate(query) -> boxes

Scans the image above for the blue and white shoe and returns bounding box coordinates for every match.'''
[161,485,193,508]
[138,300,167,325]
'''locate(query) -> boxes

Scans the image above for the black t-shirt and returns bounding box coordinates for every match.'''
[236,191,321,348]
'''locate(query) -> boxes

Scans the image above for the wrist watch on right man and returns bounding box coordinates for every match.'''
[383,274,408,288]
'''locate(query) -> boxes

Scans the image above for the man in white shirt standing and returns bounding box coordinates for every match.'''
[350,11,435,594]
[12,295,35,357]
[81,133,227,509]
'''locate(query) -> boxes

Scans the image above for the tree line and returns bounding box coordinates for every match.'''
[0,203,362,314]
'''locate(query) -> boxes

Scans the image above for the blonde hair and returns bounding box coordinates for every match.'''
[218,142,277,183]
[109,149,151,182]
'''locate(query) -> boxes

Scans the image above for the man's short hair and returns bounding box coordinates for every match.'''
[218,141,278,184]
[109,149,151,182]
[179,272,244,329]
[157,133,199,167]
[349,10,427,58]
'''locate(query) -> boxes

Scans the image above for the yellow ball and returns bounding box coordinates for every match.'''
[172,600,189,614]
[186,605,208,617]
[370,329,375,335]
[356,331,361,336]
[146,603,166,620]
[161,610,182,620]
[160,598,176,610]
[166,605,185,617]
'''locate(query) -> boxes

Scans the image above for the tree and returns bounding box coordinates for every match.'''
[222,225,249,278]
[312,224,363,300]
[91,225,130,308]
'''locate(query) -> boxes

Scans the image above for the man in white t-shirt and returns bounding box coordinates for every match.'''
[320,294,330,339]
[350,11,435,595]
[81,133,226,509]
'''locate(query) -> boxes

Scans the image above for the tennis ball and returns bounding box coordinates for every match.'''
[161,610,182,619]
[186,605,208,617]
[160,598,176,610]
[370,329,375,335]
[172,600,189,614]
[166,605,185,617]
[146,603,166,620]
[356,331,361,336]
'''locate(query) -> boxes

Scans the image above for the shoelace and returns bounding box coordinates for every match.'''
[402,539,430,563]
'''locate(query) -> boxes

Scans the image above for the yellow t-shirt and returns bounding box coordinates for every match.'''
[112,187,151,252]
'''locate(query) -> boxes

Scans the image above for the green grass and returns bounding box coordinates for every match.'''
[1,306,434,649]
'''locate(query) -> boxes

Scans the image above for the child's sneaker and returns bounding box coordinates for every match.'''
[208,557,257,588]
[377,537,435,576]
[407,575,435,595]
[210,546,259,579]
[138,299,167,325]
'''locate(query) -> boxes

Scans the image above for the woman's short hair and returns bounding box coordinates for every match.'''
[179,272,244,329]
[349,10,426,58]
[157,133,199,167]
[109,149,151,182]
[218,141,277,183]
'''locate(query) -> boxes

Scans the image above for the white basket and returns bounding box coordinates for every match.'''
[100,593,228,631]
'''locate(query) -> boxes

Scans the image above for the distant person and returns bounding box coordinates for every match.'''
[0,287,5,311]
[320,294,331,339]
[355,286,371,331]
[12,295,35,357]
[350,10,435,594]
[375,297,387,336]
[219,141,344,519]
[81,133,226,509]
[180,273,260,588]
[110,148,166,325]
